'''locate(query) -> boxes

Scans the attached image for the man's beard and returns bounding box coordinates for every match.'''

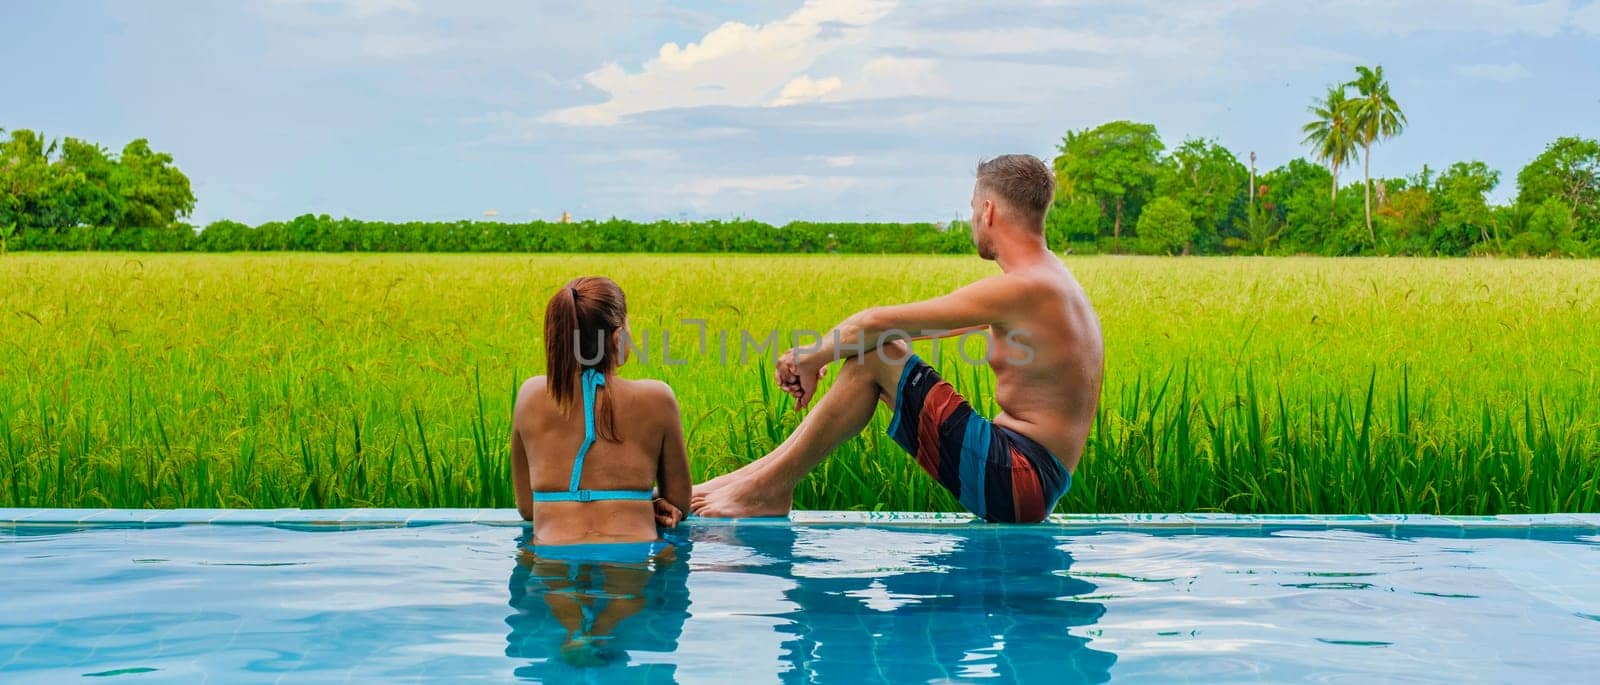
[974,232,996,260]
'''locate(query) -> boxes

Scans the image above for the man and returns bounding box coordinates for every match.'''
[691,154,1104,523]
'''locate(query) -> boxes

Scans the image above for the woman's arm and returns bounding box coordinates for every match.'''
[511,426,532,521]
[510,378,541,522]
[654,383,692,526]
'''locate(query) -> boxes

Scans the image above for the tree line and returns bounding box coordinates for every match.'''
[1051,66,1599,256]
[5,214,976,254]
[4,64,1597,256]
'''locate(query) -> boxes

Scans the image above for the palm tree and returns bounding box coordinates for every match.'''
[1344,65,1407,244]
[1301,85,1360,204]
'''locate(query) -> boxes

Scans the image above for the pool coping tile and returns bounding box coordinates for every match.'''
[8,508,100,523]
[1564,513,1600,529]
[791,511,977,525]
[1109,514,1196,528]
[395,508,506,525]
[143,509,233,524]
[1,509,1598,531]
[77,510,159,525]
[0,508,43,522]
[1050,514,1135,528]
[207,509,301,525]
[1521,514,1594,527]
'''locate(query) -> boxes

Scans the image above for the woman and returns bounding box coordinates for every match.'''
[512,276,691,556]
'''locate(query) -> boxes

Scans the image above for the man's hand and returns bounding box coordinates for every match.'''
[776,349,802,396]
[654,497,684,528]
[776,349,826,410]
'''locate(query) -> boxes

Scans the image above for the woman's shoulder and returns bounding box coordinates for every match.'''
[517,375,549,395]
[513,376,549,414]
[612,377,678,409]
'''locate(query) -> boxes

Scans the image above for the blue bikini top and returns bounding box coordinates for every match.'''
[531,368,654,503]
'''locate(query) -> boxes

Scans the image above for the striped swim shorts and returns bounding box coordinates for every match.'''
[887,354,1071,523]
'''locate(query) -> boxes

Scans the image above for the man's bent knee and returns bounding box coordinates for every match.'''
[837,339,909,383]
[873,339,910,366]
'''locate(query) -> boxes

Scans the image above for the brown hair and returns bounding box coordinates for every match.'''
[543,276,626,441]
[976,154,1055,230]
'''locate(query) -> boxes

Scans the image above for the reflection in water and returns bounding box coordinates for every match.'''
[504,524,1114,683]
[505,529,692,682]
[717,524,1116,683]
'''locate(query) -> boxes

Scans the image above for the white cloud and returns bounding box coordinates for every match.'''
[1456,61,1533,82]
[833,56,944,100]
[770,75,843,106]
[543,0,898,126]
[820,155,857,168]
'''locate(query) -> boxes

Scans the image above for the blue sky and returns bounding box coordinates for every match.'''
[3,0,1598,225]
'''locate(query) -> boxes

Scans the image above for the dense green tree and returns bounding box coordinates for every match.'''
[1257,159,1337,254]
[1515,136,1599,240]
[1302,85,1361,203]
[58,138,126,227]
[197,219,252,251]
[1345,65,1407,244]
[1227,202,1282,255]
[1,129,59,230]
[1155,137,1247,250]
[1506,197,1581,256]
[1044,197,1101,252]
[117,139,195,228]
[1375,169,1435,254]
[1054,120,1164,253]
[1134,196,1196,255]
[1431,161,1500,253]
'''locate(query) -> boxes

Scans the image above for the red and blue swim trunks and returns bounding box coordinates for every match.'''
[887,354,1072,523]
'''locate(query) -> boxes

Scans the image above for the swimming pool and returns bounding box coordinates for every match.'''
[3,511,1598,683]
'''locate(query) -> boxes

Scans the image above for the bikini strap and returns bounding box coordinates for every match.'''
[568,367,606,492]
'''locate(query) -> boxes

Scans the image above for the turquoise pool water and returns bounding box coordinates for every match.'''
[3,513,1598,683]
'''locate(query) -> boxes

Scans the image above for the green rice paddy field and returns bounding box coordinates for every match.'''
[1,253,1597,514]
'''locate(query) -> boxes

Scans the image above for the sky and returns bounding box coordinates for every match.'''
[2,0,1598,225]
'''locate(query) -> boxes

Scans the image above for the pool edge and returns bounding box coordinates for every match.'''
[1,508,1596,532]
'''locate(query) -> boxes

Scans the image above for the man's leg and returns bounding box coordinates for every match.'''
[690,342,912,518]
[692,409,813,495]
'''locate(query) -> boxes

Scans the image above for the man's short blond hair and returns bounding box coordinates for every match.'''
[976,154,1055,230]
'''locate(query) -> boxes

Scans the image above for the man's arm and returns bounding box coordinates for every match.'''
[905,324,989,342]
[777,274,1034,407]
[796,274,1028,373]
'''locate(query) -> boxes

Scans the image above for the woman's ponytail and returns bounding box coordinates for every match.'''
[542,277,627,440]
[543,285,581,413]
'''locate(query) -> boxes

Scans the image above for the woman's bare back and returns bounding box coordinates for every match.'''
[512,375,690,545]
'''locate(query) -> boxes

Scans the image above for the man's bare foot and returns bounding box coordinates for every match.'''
[692,451,778,498]
[691,470,743,498]
[690,477,793,518]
